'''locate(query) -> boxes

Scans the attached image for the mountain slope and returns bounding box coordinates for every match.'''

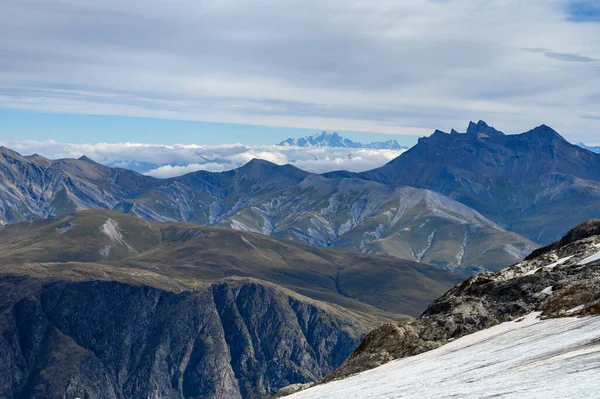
[287,313,600,399]
[577,142,600,153]
[0,209,460,320]
[0,268,371,399]
[278,131,406,150]
[0,148,534,273]
[324,122,600,244]
[218,175,537,272]
[0,209,464,398]
[315,218,600,385]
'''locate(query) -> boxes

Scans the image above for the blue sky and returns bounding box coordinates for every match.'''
[0,0,599,146]
[0,109,420,146]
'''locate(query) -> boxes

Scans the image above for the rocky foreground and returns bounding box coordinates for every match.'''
[281,219,600,396]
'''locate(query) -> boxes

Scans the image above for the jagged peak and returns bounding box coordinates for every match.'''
[466,120,504,136]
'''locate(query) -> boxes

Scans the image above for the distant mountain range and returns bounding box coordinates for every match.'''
[1,119,596,270]
[324,121,600,245]
[0,145,535,272]
[278,131,407,150]
[577,142,600,153]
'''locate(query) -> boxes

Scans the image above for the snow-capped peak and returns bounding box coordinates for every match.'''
[278,131,406,150]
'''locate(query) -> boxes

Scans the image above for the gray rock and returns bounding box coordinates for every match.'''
[0,277,368,399]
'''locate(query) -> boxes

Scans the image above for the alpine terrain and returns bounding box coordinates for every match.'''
[0,146,535,272]
[0,209,460,399]
[324,121,600,245]
[284,219,600,398]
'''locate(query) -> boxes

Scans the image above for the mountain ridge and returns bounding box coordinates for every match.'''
[278,131,407,150]
[0,147,534,272]
[323,121,600,244]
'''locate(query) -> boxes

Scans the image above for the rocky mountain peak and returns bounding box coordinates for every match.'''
[278,131,405,150]
[466,120,504,137]
[524,124,565,142]
[78,155,100,164]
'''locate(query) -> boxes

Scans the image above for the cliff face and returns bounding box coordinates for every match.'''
[0,275,368,399]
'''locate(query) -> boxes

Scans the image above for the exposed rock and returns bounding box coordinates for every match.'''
[323,219,600,382]
[323,122,600,245]
[0,273,369,399]
[273,382,315,398]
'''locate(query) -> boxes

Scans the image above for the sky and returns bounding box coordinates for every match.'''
[0,0,599,176]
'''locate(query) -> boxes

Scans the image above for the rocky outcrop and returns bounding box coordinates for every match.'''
[0,274,369,399]
[323,219,600,382]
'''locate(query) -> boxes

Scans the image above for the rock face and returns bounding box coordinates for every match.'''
[0,273,369,399]
[324,122,600,245]
[0,148,534,273]
[324,219,600,382]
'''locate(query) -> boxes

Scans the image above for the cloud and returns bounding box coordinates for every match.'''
[0,140,405,178]
[0,0,599,140]
[525,48,597,62]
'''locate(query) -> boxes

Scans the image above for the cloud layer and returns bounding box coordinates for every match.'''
[1,140,404,178]
[1,1,599,141]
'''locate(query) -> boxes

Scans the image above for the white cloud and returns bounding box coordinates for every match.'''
[0,1,599,141]
[1,140,405,178]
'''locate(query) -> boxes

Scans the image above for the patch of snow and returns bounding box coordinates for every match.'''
[365,224,386,240]
[289,313,600,399]
[546,255,575,270]
[541,286,554,295]
[566,305,586,314]
[578,250,600,266]
[338,219,354,236]
[525,255,574,276]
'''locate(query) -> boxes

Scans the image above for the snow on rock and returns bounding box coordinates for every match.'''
[578,250,600,266]
[524,255,574,276]
[566,305,586,314]
[541,286,554,295]
[289,314,600,399]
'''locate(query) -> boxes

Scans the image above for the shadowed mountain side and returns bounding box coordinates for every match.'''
[0,262,375,399]
[323,122,600,244]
